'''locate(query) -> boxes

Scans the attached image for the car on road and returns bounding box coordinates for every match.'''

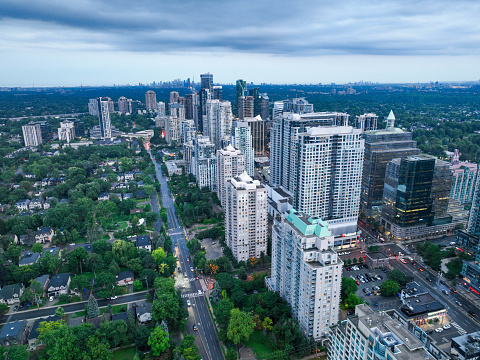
[182,283,186,288]
[184,272,188,277]
[435,328,443,333]
[442,289,449,295]
[450,287,457,293]
[418,267,424,272]
[212,242,215,245]
[13,305,18,311]
[190,267,194,272]
[187,258,190,262]
[178,267,181,271]
[443,324,451,329]
[109,296,118,300]
[193,324,197,331]
[426,276,432,282]
[426,330,433,334]
[454,300,462,306]
[440,280,446,285]
[468,310,477,317]
[186,299,191,306]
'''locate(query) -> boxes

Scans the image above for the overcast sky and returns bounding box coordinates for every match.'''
[1,0,479,86]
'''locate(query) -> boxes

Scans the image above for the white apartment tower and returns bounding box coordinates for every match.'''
[98,97,112,139]
[294,126,364,245]
[165,116,181,145]
[216,145,246,208]
[193,136,217,191]
[22,123,43,147]
[157,101,166,116]
[205,99,233,149]
[225,172,267,262]
[88,99,99,116]
[182,120,196,144]
[145,90,157,111]
[231,121,254,177]
[268,209,342,339]
[118,96,132,114]
[57,120,76,143]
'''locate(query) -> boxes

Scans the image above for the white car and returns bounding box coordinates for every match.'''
[443,324,451,329]
[49,296,54,302]
[435,328,443,333]
[186,299,191,306]
[198,290,202,295]
[182,283,186,288]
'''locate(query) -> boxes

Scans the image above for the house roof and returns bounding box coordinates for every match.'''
[111,309,134,323]
[135,301,152,316]
[42,246,58,257]
[0,320,26,341]
[137,190,146,197]
[48,273,70,288]
[28,315,60,340]
[37,226,52,235]
[136,235,150,247]
[98,192,109,198]
[116,270,134,282]
[0,283,22,301]
[19,252,40,266]
[35,274,49,289]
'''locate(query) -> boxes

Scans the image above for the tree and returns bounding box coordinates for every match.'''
[1,344,30,360]
[71,274,91,293]
[67,246,88,273]
[227,309,255,346]
[55,306,65,318]
[31,242,44,253]
[344,293,364,309]
[214,299,233,326]
[211,282,222,304]
[226,347,237,360]
[380,280,399,297]
[135,326,151,349]
[146,212,159,225]
[341,277,358,301]
[0,303,9,316]
[148,326,170,356]
[387,269,407,285]
[262,317,273,336]
[133,279,143,291]
[152,247,166,266]
[86,292,100,318]
[368,245,379,252]
[238,266,247,280]
[20,279,43,306]
[108,260,121,275]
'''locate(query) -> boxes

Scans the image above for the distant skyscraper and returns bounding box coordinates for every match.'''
[355,113,378,131]
[107,98,115,113]
[225,172,267,262]
[74,120,85,137]
[248,87,260,116]
[88,99,99,116]
[22,123,43,147]
[178,97,186,107]
[270,112,349,191]
[212,86,223,100]
[236,79,246,103]
[244,116,266,156]
[259,93,269,121]
[170,91,179,104]
[199,73,214,132]
[57,120,76,143]
[185,93,197,122]
[216,145,246,208]
[272,101,284,121]
[118,96,129,114]
[205,100,233,149]
[360,111,420,215]
[181,120,196,144]
[98,97,112,139]
[231,121,254,177]
[170,103,185,121]
[238,96,254,119]
[282,98,314,114]
[268,209,342,339]
[145,90,157,111]
[293,126,364,247]
[157,102,166,116]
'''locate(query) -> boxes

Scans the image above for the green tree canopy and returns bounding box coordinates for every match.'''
[227,309,255,345]
[380,280,399,297]
[148,326,170,356]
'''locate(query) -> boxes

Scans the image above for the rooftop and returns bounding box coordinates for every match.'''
[286,209,331,238]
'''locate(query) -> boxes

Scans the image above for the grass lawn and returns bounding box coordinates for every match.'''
[112,304,128,314]
[243,330,278,360]
[117,221,128,229]
[111,346,136,360]
[114,286,129,296]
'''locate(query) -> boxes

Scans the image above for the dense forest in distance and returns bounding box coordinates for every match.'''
[1,83,480,161]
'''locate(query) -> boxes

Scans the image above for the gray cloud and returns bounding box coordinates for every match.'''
[1,0,480,56]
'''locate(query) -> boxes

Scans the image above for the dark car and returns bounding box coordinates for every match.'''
[426,277,433,282]
[468,310,477,317]
[193,324,197,331]
[440,280,446,285]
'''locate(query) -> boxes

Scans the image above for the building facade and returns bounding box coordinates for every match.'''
[225,172,267,262]
[360,122,420,215]
[57,120,76,143]
[193,136,217,190]
[238,96,254,120]
[98,97,112,139]
[355,113,378,131]
[231,121,254,177]
[145,90,157,111]
[244,115,266,156]
[22,123,43,147]
[118,96,132,114]
[88,99,99,116]
[216,145,246,208]
[181,120,196,145]
[268,209,342,339]
[205,100,233,149]
[450,159,478,204]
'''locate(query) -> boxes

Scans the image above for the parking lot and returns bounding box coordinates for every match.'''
[199,238,224,260]
[342,263,401,309]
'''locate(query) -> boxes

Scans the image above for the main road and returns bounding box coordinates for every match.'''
[148,149,224,360]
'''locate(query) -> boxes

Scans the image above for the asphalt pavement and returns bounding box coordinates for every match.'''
[148,150,224,360]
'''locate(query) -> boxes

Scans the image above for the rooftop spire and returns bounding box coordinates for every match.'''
[386,110,395,129]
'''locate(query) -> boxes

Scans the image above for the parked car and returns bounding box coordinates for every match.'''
[435,328,443,333]
[186,299,191,306]
[443,324,451,329]
[468,310,477,317]
[454,300,461,306]
[193,324,197,331]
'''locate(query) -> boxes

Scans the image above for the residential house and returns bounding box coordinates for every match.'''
[24,173,36,179]
[124,171,134,181]
[137,180,145,187]
[100,174,108,182]
[35,275,49,292]
[29,198,43,210]
[130,208,143,214]
[15,199,30,211]
[0,283,24,305]
[111,309,134,323]
[123,193,133,200]
[115,183,127,189]
[98,192,109,201]
[41,178,49,187]
[136,235,151,252]
[47,273,70,297]
[83,244,93,253]
[136,190,147,199]
[43,199,51,210]
[86,314,110,329]
[0,320,28,346]
[35,227,54,243]
[117,173,124,182]
[116,270,134,286]
[58,198,69,205]
[135,302,152,323]
[18,252,40,266]
[27,316,60,350]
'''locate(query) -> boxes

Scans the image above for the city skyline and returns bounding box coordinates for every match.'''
[1,0,480,86]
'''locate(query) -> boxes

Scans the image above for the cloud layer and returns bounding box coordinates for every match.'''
[2,0,480,56]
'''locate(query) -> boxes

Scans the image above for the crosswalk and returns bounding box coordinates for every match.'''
[451,321,467,335]
[182,292,204,298]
